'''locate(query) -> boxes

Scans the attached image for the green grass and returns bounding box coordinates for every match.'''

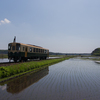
[49,55,65,57]
[0,54,8,58]
[0,57,71,82]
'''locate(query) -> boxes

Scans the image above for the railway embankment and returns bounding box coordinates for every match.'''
[0,57,71,83]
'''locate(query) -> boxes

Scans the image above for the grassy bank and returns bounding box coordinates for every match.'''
[0,57,71,82]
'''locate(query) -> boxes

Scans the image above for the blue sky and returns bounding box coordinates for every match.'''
[0,0,100,53]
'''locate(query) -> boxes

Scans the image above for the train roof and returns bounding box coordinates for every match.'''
[9,42,49,50]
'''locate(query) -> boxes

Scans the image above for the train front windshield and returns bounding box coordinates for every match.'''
[8,44,11,50]
[16,44,20,51]
[8,43,20,51]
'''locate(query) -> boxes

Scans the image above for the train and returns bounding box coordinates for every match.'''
[8,39,49,62]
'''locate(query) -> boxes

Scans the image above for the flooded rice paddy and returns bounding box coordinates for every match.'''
[0,58,100,100]
[0,58,10,63]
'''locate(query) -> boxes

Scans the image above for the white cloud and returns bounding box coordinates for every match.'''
[4,18,10,23]
[1,20,5,24]
[0,18,11,25]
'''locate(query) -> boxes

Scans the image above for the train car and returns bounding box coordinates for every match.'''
[8,42,49,62]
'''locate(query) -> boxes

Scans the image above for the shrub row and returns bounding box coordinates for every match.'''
[0,57,70,79]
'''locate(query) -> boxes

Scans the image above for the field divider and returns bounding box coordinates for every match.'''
[0,57,71,83]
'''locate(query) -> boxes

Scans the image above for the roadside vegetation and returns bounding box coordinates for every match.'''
[0,57,72,82]
[91,48,100,56]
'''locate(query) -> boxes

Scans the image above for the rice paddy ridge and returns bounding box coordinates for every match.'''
[0,57,71,82]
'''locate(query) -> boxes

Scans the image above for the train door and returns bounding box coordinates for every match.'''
[25,47,28,57]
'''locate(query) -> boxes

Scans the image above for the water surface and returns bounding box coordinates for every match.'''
[0,58,100,100]
[0,58,9,63]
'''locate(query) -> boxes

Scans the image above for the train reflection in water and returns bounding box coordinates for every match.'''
[6,67,49,94]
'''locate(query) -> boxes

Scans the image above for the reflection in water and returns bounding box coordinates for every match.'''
[0,85,7,91]
[6,67,49,94]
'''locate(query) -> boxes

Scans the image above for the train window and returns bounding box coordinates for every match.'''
[44,50,47,53]
[8,44,11,50]
[39,49,40,53]
[12,46,15,50]
[30,47,32,52]
[33,48,34,52]
[41,49,42,53]
[16,44,20,50]
[23,47,24,51]
[36,48,38,52]
[33,48,35,52]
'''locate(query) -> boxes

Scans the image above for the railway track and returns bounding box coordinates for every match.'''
[0,62,22,67]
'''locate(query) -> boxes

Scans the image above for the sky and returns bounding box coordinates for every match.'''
[0,0,100,53]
